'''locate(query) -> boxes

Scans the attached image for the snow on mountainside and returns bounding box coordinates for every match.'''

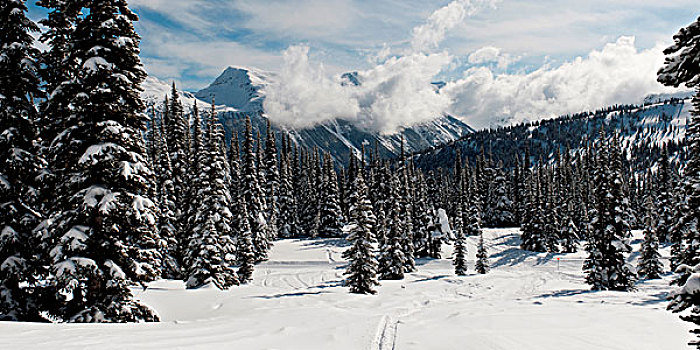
[0,228,689,349]
[142,76,207,109]
[142,67,474,163]
[194,67,274,112]
[411,96,691,171]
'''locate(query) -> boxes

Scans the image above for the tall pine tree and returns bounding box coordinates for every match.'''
[42,0,161,322]
[242,117,270,262]
[343,171,379,294]
[0,0,46,322]
[658,17,700,347]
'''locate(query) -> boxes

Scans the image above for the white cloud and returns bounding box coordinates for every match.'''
[263,45,361,129]
[443,36,677,129]
[354,52,453,134]
[411,0,500,52]
[467,46,518,69]
[264,0,488,133]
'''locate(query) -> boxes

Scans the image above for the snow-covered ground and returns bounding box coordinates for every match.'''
[0,229,691,349]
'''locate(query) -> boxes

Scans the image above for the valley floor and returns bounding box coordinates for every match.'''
[0,229,691,349]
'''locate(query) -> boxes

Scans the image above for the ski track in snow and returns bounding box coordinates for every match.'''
[372,315,398,350]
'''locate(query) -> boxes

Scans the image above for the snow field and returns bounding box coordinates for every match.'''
[0,228,691,349]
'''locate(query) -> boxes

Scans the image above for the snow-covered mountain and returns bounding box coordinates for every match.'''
[193,66,273,113]
[142,67,474,164]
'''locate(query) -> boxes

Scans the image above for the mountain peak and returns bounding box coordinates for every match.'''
[194,66,274,111]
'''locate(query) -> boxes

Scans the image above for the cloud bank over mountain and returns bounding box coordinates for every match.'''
[262,0,679,132]
[264,0,495,133]
[443,36,677,128]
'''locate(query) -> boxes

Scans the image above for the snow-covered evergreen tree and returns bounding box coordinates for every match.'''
[165,84,191,238]
[475,230,489,274]
[242,117,270,262]
[637,197,663,280]
[543,170,560,253]
[379,190,407,280]
[488,161,516,227]
[153,113,180,279]
[318,153,343,238]
[656,149,675,243]
[36,0,82,158]
[0,0,46,322]
[453,201,467,276]
[379,177,406,280]
[520,167,547,252]
[583,131,636,291]
[559,212,579,254]
[228,131,241,204]
[42,0,161,322]
[399,164,416,272]
[670,179,689,272]
[184,103,238,289]
[236,198,255,284]
[658,15,700,284]
[263,120,279,239]
[343,171,379,294]
[278,152,298,238]
[413,172,432,258]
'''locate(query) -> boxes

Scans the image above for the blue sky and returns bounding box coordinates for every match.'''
[26,0,698,90]
[25,1,699,130]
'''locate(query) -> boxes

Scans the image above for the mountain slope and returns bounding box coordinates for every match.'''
[411,96,690,172]
[143,67,474,163]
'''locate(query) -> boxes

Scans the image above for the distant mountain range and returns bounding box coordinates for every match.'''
[142,67,474,163]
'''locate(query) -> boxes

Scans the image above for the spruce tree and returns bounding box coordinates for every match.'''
[183,102,206,264]
[658,16,700,284]
[278,152,298,238]
[318,153,343,238]
[637,197,663,280]
[453,201,467,276]
[559,212,580,254]
[242,117,270,261]
[0,0,46,322]
[153,113,180,279]
[343,171,379,294]
[489,161,516,227]
[583,132,636,291]
[475,230,489,274]
[379,194,407,280]
[520,167,547,252]
[400,163,416,272]
[263,120,279,239]
[184,103,238,289]
[42,0,161,322]
[656,149,674,243]
[413,172,432,258]
[670,179,689,272]
[228,131,241,204]
[543,171,560,253]
[166,84,191,238]
[37,0,83,158]
[236,198,256,284]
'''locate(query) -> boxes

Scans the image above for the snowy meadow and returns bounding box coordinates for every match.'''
[0,229,690,349]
